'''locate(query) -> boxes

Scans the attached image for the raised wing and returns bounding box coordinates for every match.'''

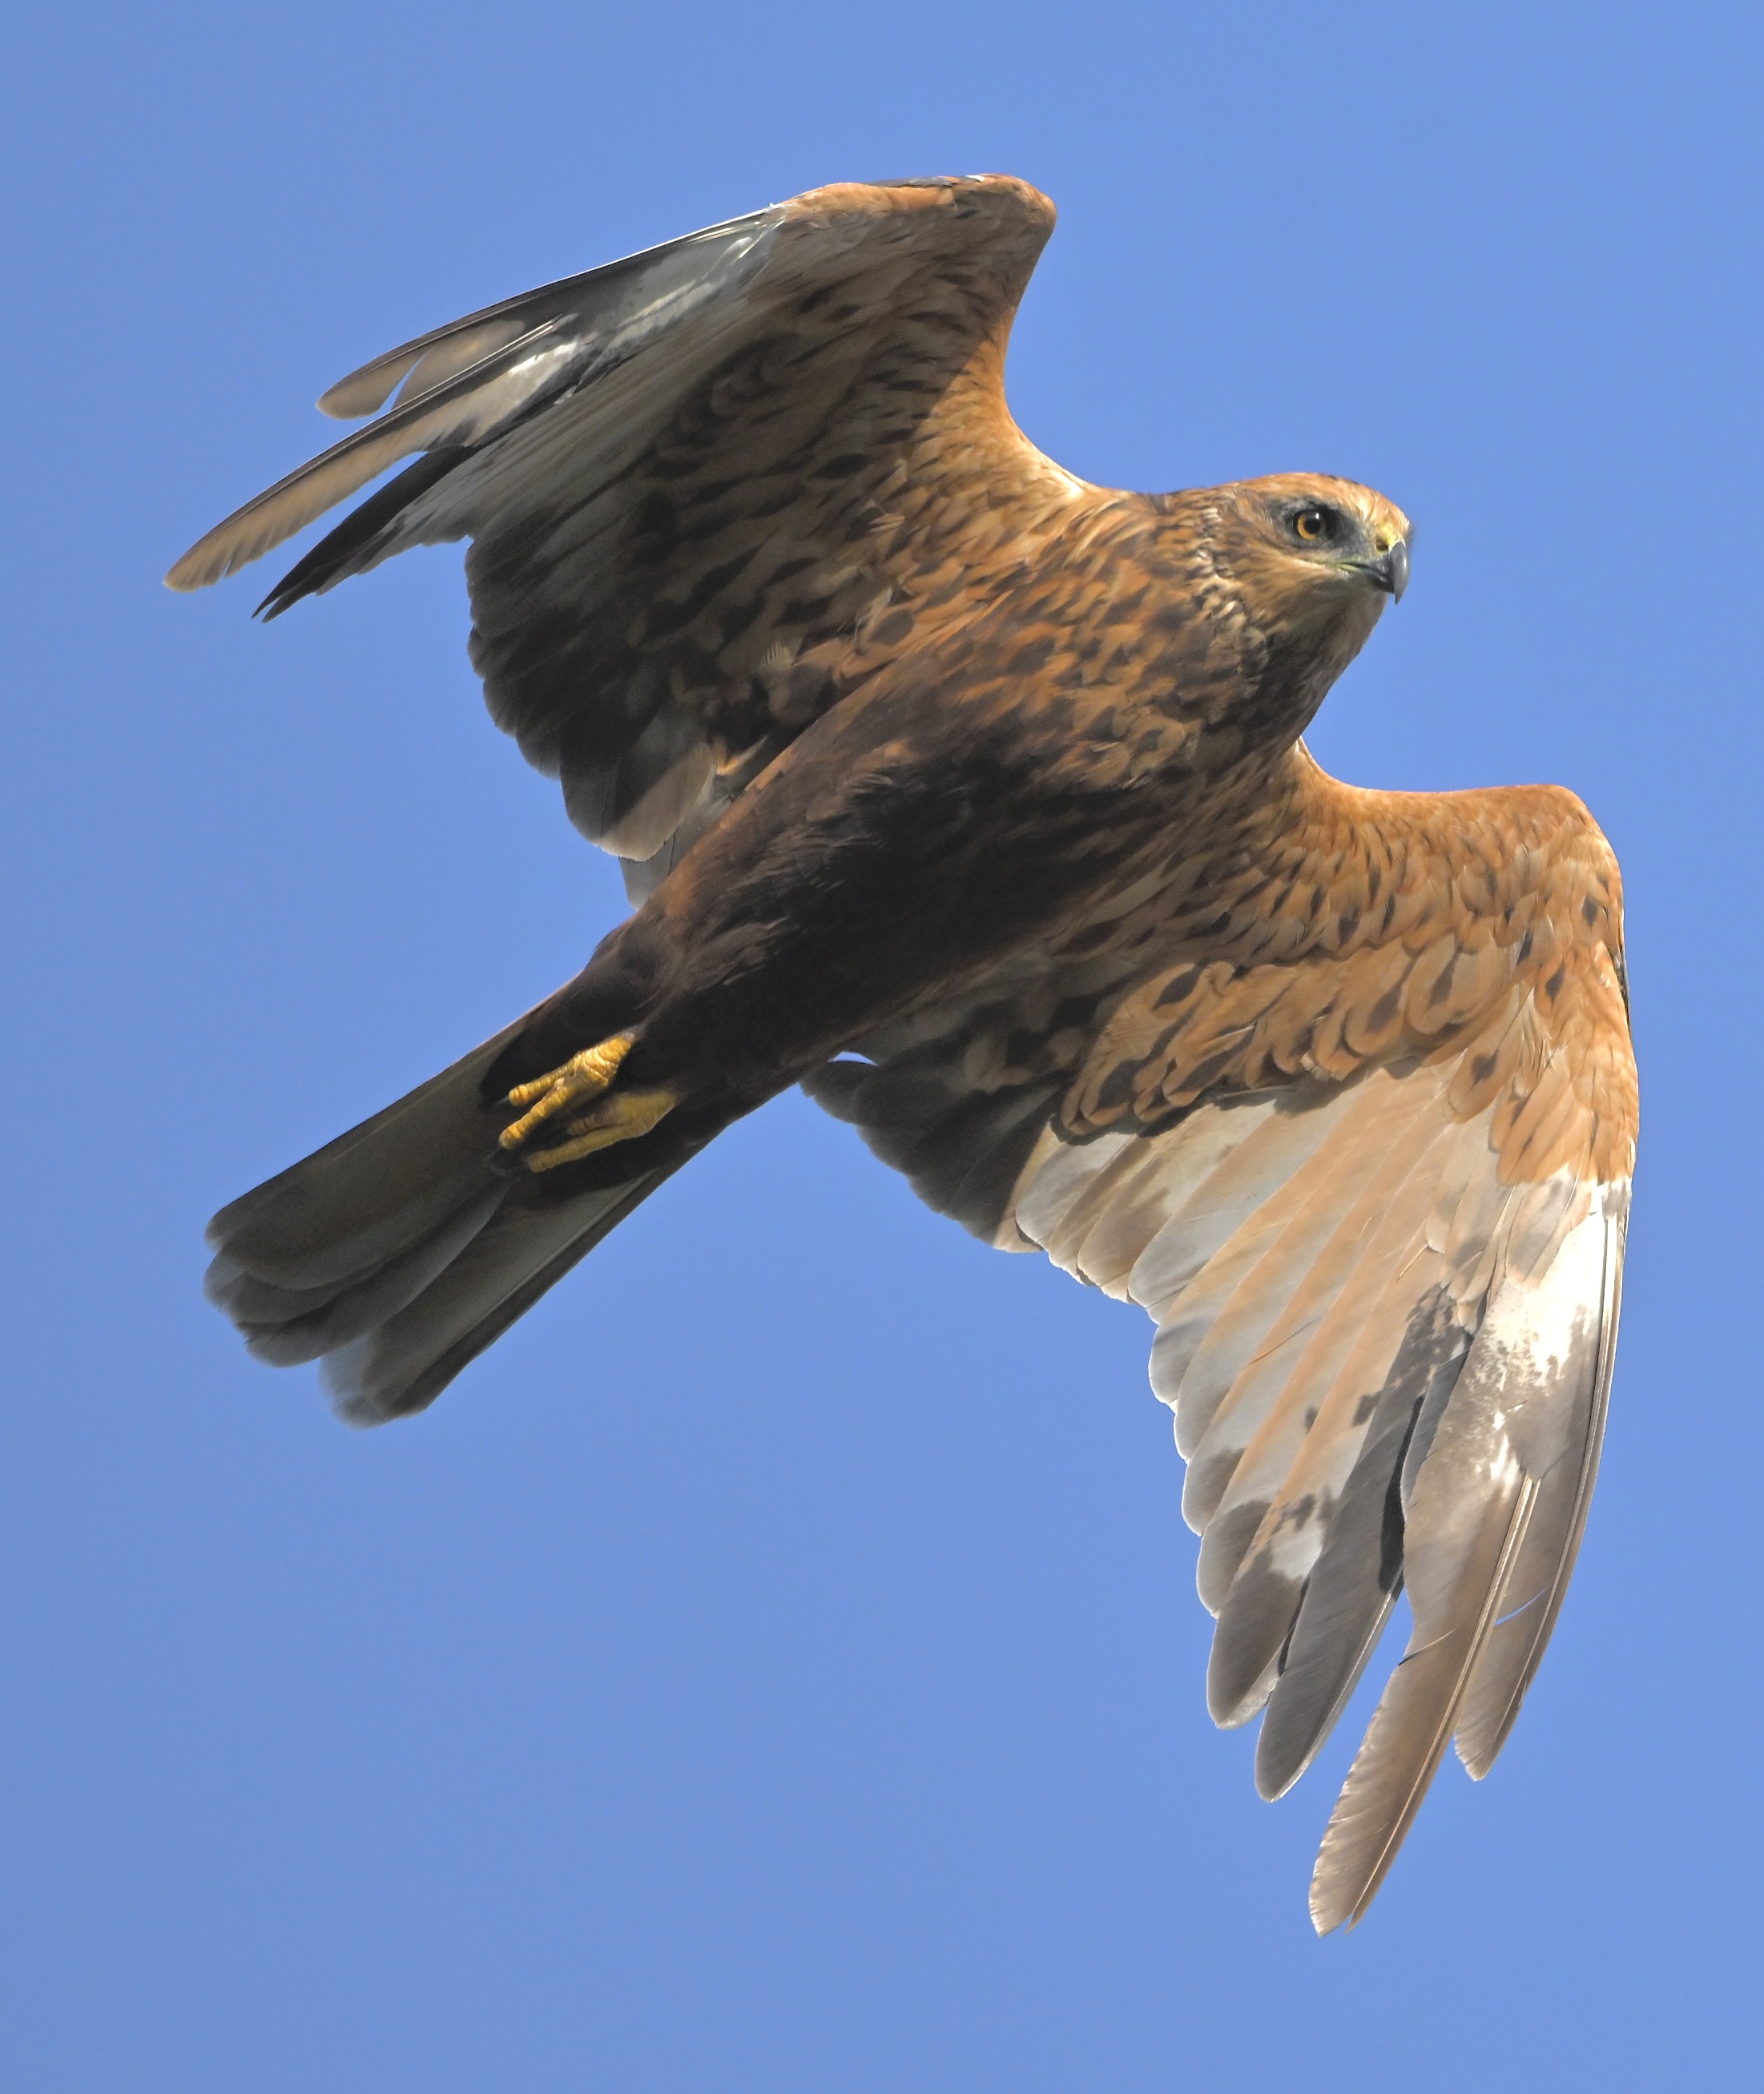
[807,755,1637,1929]
[168,175,1085,885]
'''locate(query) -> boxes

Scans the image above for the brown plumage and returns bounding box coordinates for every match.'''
[171,175,1637,1931]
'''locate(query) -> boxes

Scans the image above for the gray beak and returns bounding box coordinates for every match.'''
[1368,541,1409,601]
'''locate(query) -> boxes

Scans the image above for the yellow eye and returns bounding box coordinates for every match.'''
[1293,505,1330,542]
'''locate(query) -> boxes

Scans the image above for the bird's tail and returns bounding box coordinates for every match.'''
[203,1013,683,1424]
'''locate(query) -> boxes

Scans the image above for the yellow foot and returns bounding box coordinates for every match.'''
[518,1088,679,1173]
[501,1033,637,1150]
[498,1032,678,1173]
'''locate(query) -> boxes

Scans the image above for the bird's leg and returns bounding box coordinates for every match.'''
[498,1032,679,1173]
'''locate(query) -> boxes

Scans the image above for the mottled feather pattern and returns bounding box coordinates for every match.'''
[171,175,1636,1928]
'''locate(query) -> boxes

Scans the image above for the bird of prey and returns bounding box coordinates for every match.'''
[170,175,1637,1931]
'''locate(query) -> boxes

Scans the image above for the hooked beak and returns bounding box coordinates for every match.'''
[1357,540,1409,601]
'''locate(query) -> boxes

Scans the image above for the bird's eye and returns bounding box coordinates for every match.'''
[1291,505,1335,543]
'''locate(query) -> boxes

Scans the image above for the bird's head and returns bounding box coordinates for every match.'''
[1215,470,1410,619]
[1170,472,1412,747]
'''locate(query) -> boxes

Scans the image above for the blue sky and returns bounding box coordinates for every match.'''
[2,4,1756,2086]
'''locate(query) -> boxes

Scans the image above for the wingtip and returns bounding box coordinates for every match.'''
[314,350,421,421]
[1454,1722,1504,1782]
[1309,1907,1365,1938]
[163,550,211,593]
[1308,1857,1349,1935]
[166,538,269,595]
[167,522,276,595]
[315,372,393,420]
[1310,1816,1401,1934]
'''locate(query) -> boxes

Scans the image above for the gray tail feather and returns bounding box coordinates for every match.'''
[204,1021,676,1424]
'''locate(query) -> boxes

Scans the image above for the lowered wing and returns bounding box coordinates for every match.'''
[807,752,1637,1928]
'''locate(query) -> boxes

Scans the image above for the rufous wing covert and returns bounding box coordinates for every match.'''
[171,176,1637,1932]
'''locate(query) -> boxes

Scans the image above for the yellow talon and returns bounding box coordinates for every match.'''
[520,1088,679,1172]
[498,1032,679,1171]
[500,1032,637,1151]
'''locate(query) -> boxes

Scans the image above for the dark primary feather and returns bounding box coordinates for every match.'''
[311,213,780,421]
[171,176,1070,880]
[255,448,470,618]
[167,207,782,591]
[1254,1308,1461,1801]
